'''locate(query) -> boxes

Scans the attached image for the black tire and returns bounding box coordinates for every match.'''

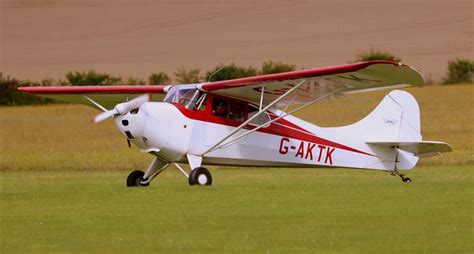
[188,167,212,186]
[402,177,412,183]
[126,170,149,187]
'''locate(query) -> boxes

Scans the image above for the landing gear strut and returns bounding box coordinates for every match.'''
[126,153,213,187]
[401,176,412,183]
[126,157,170,187]
[391,170,412,183]
[173,163,212,186]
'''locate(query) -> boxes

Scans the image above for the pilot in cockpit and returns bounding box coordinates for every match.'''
[214,101,229,118]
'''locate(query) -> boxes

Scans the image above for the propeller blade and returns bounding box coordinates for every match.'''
[93,94,150,124]
[127,139,131,148]
[94,110,118,123]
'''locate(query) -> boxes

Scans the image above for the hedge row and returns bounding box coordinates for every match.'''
[0,73,55,106]
[1,56,472,106]
[1,61,297,105]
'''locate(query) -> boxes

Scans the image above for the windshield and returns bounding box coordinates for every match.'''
[164,85,205,109]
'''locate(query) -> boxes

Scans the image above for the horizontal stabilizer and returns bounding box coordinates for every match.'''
[367,141,453,158]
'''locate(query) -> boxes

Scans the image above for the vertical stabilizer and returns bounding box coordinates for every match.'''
[331,90,423,170]
[359,90,422,170]
[352,90,422,143]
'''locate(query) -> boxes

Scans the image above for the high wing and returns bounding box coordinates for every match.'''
[198,60,424,106]
[19,61,423,110]
[18,85,169,110]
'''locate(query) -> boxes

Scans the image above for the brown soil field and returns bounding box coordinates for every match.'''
[1,0,473,82]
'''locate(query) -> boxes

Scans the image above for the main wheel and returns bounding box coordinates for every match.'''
[126,170,150,187]
[188,167,212,186]
[402,177,412,183]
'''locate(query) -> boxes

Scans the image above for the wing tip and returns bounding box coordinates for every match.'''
[16,85,168,94]
[17,87,32,93]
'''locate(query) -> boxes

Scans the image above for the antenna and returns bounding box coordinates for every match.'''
[208,61,233,83]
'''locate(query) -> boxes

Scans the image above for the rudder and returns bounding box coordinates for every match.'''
[353,90,421,143]
[337,90,422,170]
[363,90,422,169]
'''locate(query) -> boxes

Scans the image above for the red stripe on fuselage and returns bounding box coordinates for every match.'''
[171,103,375,157]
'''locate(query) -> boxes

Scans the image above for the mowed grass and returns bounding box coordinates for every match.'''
[1,166,473,253]
[0,84,473,253]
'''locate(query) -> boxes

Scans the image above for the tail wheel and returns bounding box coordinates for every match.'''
[188,167,212,186]
[126,170,150,187]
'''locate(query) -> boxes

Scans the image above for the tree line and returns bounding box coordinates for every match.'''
[1,53,472,106]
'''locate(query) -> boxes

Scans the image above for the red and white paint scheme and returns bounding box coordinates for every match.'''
[19,61,452,186]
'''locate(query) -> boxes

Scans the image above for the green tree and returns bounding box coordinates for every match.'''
[65,70,121,86]
[0,73,54,106]
[123,76,146,85]
[174,67,201,84]
[353,49,401,62]
[444,58,474,84]
[205,63,257,82]
[149,72,171,85]
[260,60,296,75]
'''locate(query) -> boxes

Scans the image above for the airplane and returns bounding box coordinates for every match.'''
[19,60,452,187]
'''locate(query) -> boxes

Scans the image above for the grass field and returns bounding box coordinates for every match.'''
[1,84,473,253]
[1,166,472,253]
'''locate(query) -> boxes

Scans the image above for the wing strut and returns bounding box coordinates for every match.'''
[259,86,265,111]
[84,96,108,112]
[202,80,308,156]
[209,88,344,151]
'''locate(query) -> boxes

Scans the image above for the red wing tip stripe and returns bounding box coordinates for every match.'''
[18,86,167,94]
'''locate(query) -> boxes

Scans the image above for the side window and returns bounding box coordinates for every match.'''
[248,105,271,127]
[229,102,244,121]
[212,97,244,122]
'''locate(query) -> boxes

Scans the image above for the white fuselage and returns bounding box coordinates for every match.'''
[114,101,413,171]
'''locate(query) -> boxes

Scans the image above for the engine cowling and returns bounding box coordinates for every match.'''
[114,102,193,162]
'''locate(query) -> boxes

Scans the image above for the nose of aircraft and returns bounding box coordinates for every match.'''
[115,105,148,149]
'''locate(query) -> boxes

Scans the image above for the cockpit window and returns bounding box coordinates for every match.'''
[212,98,244,122]
[164,86,205,110]
[165,88,195,105]
[176,89,197,106]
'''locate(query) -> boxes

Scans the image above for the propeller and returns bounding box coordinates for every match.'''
[94,94,150,123]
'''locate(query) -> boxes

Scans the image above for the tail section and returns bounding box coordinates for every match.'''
[333,90,451,170]
[353,90,422,143]
[356,90,452,170]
